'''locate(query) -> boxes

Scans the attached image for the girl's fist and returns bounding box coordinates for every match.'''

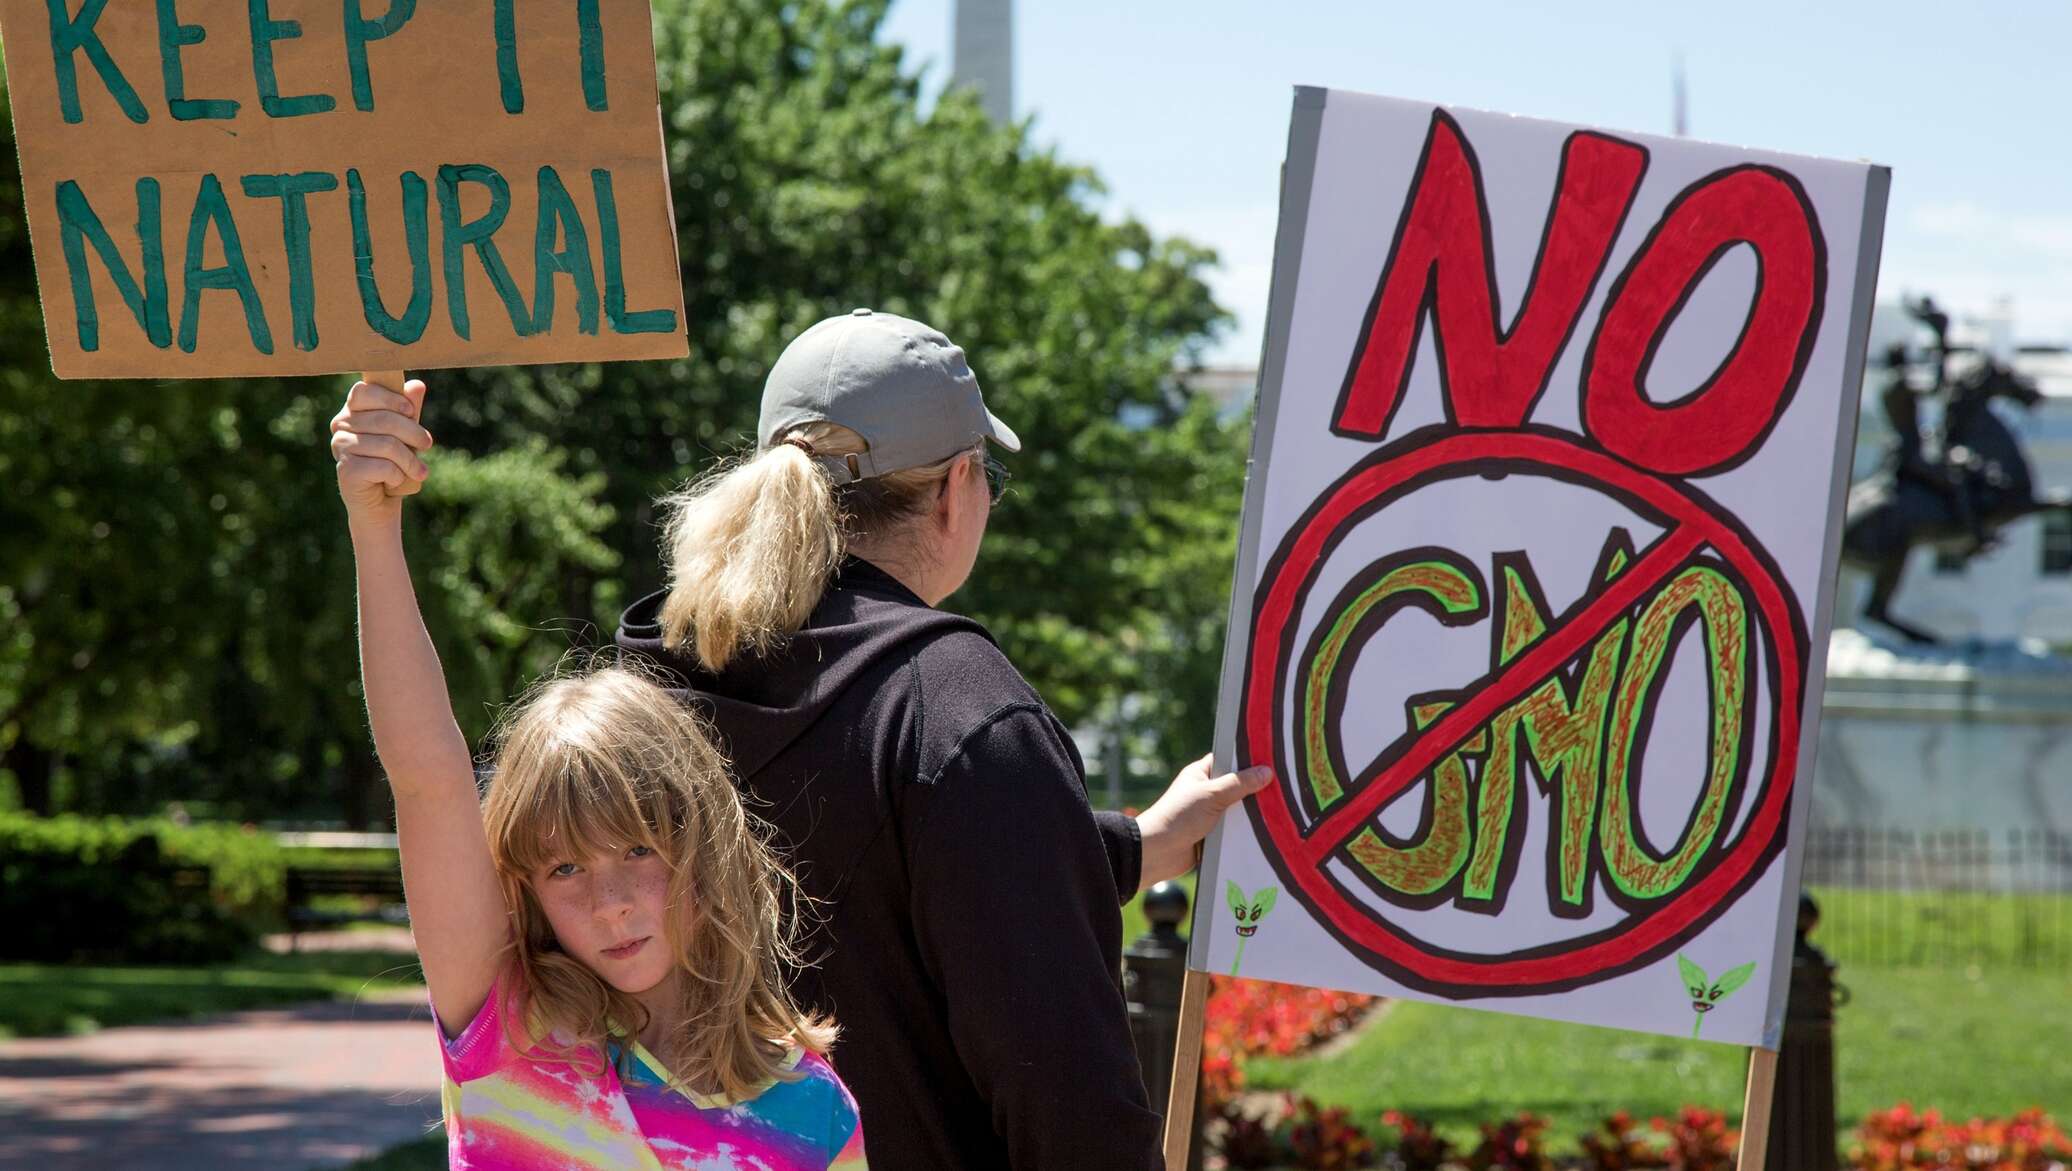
[331,378,433,518]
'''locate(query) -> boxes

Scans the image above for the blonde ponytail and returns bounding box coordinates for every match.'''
[657,421,978,672]
[657,428,850,671]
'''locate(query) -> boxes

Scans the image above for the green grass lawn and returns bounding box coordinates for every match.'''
[1243,964,2071,1152]
[1803,885,2071,970]
[0,948,425,1039]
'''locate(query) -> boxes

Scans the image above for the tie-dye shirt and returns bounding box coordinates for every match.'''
[436,979,864,1170]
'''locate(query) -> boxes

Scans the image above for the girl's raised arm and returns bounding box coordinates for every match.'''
[332,379,508,1039]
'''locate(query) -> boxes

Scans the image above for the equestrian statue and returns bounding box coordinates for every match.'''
[1841,296,2071,644]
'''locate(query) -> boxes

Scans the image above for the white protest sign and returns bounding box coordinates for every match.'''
[1194,88,1888,1048]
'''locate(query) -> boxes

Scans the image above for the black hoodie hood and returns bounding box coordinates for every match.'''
[613,556,991,780]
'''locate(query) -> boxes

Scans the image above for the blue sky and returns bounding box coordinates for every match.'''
[879,0,2072,364]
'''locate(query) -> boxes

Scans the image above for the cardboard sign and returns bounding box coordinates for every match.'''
[0,1,687,378]
[1194,88,1888,1047]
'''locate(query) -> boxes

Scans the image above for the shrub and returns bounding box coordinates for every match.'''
[1288,1096,1377,1169]
[0,812,288,962]
[1465,1113,1553,1171]
[1216,1096,1293,1170]
[159,819,291,926]
[1579,1111,1667,1170]
[1380,1110,1456,1171]
[1652,1107,1736,1171]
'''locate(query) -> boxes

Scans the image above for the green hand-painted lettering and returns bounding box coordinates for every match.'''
[492,0,523,113]
[1302,554,1484,811]
[437,164,531,340]
[493,0,607,113]
[347,168,433,344]
[531,166,598,335]
[1601,564,1751,900]
[179,174,272,355]
[248,0,335,118]
[241,172,339,351]
[344,0,417,112]
[1292,533,1751,919]
[578,0,607,111]
[1469,541,1629,907]
[55,179,171,352]
[157,0,239,120]
[48,0,148,125]
[592,169,678,335]
[1348,698,1483,896]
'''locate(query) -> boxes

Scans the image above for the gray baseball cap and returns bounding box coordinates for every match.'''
[757,308,1021,484]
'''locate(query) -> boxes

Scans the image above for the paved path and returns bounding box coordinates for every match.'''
[0,985,443,1170]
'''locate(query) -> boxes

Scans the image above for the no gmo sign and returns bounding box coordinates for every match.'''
[1226,102,1831,994]
[1240,429,1808,998]
[1209,90,1882,1013]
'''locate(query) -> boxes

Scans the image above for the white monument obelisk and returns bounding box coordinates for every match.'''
[952,0,1014,124]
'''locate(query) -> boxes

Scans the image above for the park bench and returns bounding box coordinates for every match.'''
[283,865,408,951]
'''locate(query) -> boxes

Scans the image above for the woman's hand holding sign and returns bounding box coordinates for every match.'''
[1137,755,1275,891]
[331,378,435,521]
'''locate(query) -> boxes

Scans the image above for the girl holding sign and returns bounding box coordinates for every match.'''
[611,309,1271,1170]
[329,378,860,1171]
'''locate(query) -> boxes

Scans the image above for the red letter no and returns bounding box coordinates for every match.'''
[1581,166,1826,476]
[1333,111,1648,437]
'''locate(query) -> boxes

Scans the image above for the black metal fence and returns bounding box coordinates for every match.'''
[1798,827,2072,969]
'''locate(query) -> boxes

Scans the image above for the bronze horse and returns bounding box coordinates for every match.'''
[1841,351,2068,644]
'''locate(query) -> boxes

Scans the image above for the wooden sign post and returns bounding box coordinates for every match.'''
[1173,87,1888,1170]
[0,1,688,380]
[1162,969,1211,1171]
[1737,1048,1781,1171]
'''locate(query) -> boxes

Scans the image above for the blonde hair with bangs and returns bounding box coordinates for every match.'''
[657,420,980,672]
[480,663,834,1099]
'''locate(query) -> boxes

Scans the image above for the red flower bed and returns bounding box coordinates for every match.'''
[1202,975,1378,1108]
[1206,1103,2071,1171]
[1854,1104,2072,1171]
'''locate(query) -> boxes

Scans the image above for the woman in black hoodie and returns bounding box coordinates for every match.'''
[615,308,1268,1170]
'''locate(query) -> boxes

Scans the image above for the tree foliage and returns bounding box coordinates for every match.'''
[0,0,1246,824]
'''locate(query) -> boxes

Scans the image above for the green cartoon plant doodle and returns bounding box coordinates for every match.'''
[1677,954,1757,1039]
[1226,881,1279,977]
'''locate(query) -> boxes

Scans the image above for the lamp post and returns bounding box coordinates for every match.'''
[1767,892,1844,1171]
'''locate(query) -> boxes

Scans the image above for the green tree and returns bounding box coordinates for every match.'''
[0,0,1247,823]
[432,0,1247,775]
[0,80,620,823]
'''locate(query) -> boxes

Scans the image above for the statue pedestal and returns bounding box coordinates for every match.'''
[1812,627,2072,852]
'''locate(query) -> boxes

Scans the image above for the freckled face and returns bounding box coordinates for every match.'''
[531,845,678,994]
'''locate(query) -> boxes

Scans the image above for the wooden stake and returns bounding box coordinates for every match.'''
[1162,968,1212,1171]
[1736,1046,1779,1171]
[363,370,408,396]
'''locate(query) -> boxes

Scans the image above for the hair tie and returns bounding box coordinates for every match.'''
[779,435,817,458]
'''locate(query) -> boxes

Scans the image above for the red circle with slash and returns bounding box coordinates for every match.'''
[1240,428,1807,996]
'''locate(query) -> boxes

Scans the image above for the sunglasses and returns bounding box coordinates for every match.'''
[980,452,1012,506]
